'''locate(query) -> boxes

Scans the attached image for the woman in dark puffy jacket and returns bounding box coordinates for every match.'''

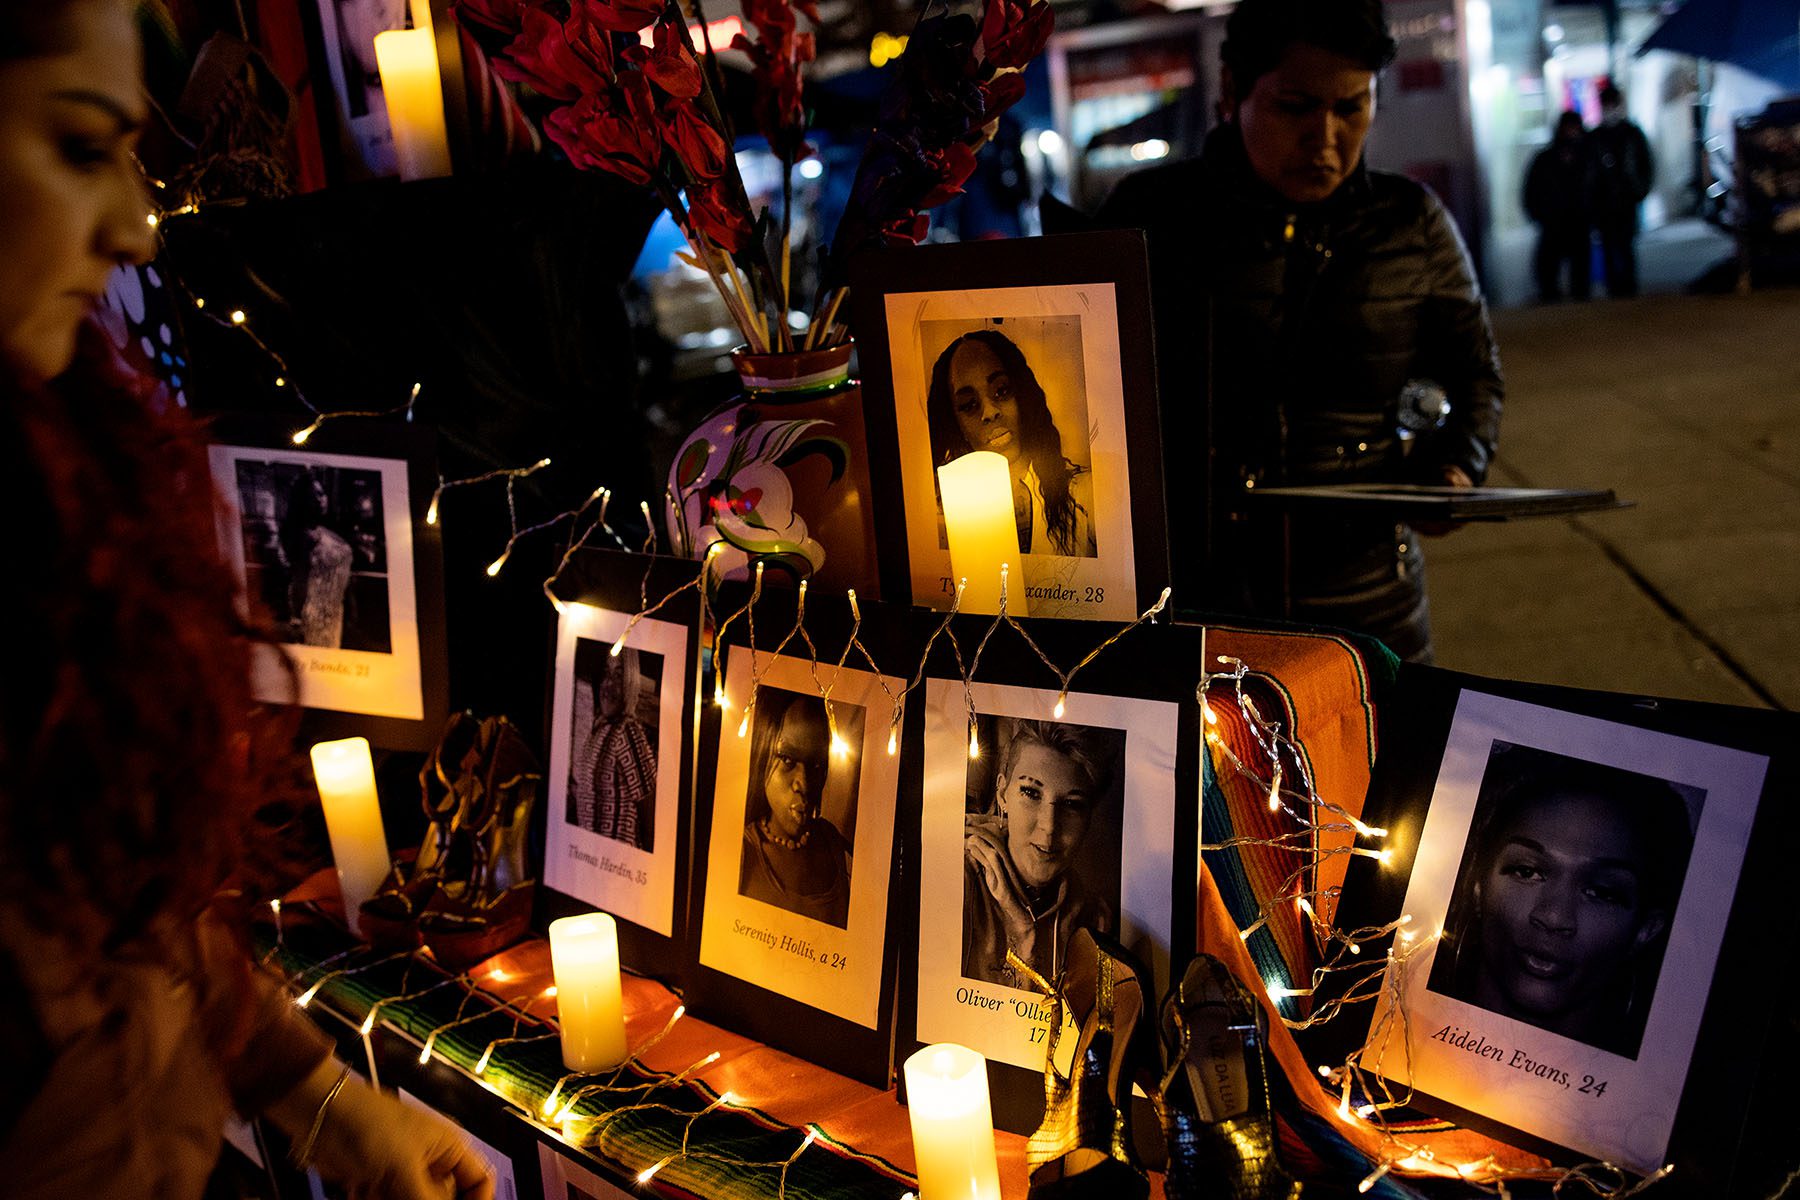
[1099,0,1502,662]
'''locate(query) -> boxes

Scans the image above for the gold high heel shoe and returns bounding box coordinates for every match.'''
[1157,954,1302,1200]
[1020,928,1151,1199]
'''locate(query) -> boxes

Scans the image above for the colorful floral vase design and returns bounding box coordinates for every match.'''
[665,343,881,594]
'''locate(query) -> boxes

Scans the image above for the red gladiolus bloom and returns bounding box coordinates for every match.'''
[660,101,730,180]
[981,0,1053,71]
[978,70,1026,118]
[453,0,535,37]
[496,7,610,101]
[917,141,978,207]
[644,20,702,99]
[571,0,663,34]
[546,94,660,184]
[881,211,929,245]
[687,182,754,253]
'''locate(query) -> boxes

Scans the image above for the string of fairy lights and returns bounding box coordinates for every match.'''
[156,190,1675,1200]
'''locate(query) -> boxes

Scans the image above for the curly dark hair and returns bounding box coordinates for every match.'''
[1221,0,1398,101]
[0,323,306,953]
[925,329,1088,556]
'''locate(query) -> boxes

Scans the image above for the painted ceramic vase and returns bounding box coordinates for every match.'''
[665,342,880,597]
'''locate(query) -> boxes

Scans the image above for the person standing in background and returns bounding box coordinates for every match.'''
[1524,111,1594,302]
[1589,83,1654,299]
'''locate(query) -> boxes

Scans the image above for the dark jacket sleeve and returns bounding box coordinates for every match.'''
[1414,191,1503,483]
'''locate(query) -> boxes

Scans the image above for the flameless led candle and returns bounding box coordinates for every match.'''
[937,451,1023,616]
[548,913,629,1072]
[308,737,391,937]
[374,28,451,181]
[903,1043,1002,1200]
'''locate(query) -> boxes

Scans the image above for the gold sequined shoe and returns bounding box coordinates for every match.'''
[1022,928,1151,1200]
[1157,954,1303,1200]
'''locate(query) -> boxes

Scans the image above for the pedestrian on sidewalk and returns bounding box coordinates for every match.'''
[1524,111,1594,302]
[1096,0,1503,663]
[1590,83,1654,298]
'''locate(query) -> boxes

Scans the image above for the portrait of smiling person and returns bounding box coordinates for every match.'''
[1428,742,1700,1059]
[961,716,1126,988]
[924,318,1099,560]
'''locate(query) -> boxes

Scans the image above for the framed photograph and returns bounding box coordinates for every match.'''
[915,677,1179,1066]
[311,0,409,179]
[687,586,909,1085]
[399,1090,523,1200]
[542,550,702,975]
[207,416,448,751]
[537,1140,636,1200]
[851,231,1168,621]
[1352,680,1782,1179]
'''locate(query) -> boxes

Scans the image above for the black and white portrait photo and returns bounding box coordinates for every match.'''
[922,317,1098,559]
[314,0,407,177]
[565,639,664,853]
[210,438,430,729]
[737,687,864,930]
[1372,689,1770,1173]
[545,605,690,941]
[960,714,1125,988]
[1426,741,1700,1060]
[915,677,1178,1074]
[698,647,903,1032]
[234,458,392,653]
[871,257,1160,621]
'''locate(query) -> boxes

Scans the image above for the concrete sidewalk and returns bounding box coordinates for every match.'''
[1426,288,1800,711]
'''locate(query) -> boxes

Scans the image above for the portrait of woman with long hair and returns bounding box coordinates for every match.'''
[926,327,1099,559]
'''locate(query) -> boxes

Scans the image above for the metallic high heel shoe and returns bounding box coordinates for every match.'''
[418,715,541,971]
[1158,954,1303,1200]
[358,712,481,947]
[1022,928,1151,1200]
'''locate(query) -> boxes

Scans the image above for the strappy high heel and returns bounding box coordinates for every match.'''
[418,716,541,970]
[1021,928,1152,1200]
[358,712,480,947]
[1157,954,1303,1200]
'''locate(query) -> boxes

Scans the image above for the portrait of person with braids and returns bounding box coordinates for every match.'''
[925,322,1099,560]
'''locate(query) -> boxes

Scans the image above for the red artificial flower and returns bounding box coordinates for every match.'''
[686,181,754,253]
[980,0,1053,71]
[495,7,610,101]
[978,70,1026,119]
[659,99,730,180]
[570,0,663,34]
[453,0,537,37]
[644,19,702,99]
[545,93,659,184]
[880,211,929,246]
[916,141,978,207]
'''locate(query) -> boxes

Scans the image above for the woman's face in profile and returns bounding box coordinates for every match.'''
[1475,792,1665,1025]
[999,742,1096,888]
[0,0,154,382]
[1224,42,1376,205]
[948,339,1023,464]
[763,707,827,841]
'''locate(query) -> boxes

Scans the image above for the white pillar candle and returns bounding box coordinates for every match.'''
[374,28,452,181]
[937,451,1025,617]
[309,737,391,937]
[548,913,629,1072]
[903,1043,1002,1200]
